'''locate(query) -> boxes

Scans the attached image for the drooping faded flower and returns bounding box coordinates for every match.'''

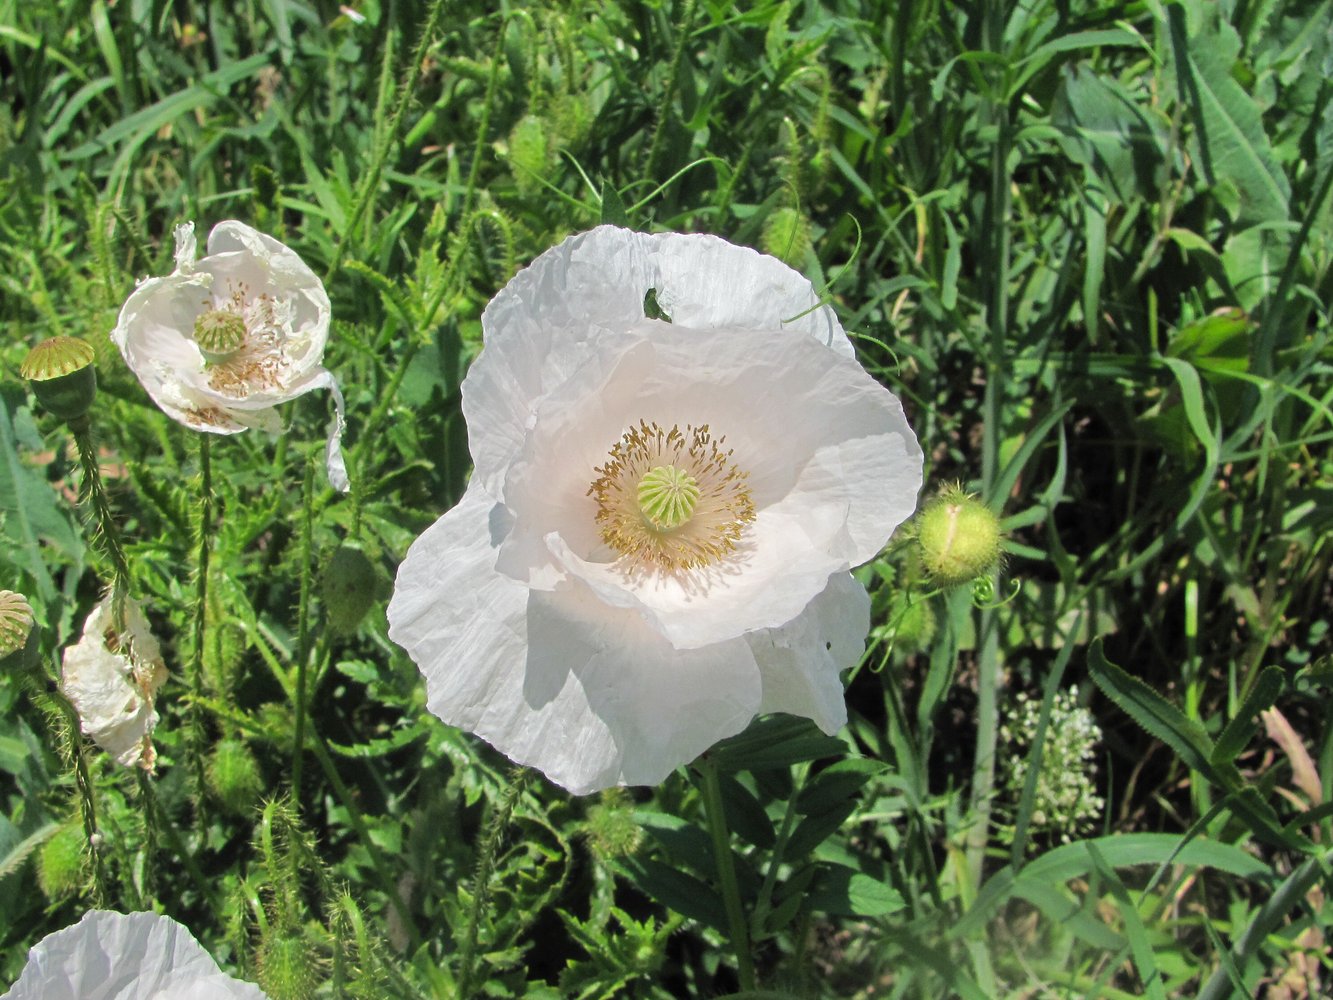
[388,226,922,794]
[111,221,348,490]
[61,597,167,770]
[2,909,267,999]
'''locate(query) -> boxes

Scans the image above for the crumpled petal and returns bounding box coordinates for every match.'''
[111,220,348,491]
[61,597,167,770]
[388,484,763,793]
[2,910,268,1000]
[465,226,855,501]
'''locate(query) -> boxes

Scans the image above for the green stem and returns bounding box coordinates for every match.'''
[643,0,697,179]
[72,425,131,619]
[456,769,526,1000]
[188,434,213,813]
[327,0,449,277]
[291,457,315,798]
[698,758,757,991]
[965,0,1011,896]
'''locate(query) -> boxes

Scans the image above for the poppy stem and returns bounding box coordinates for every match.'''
[698,758,757,991]
[187,433,213,816]
[457,768,526,1000]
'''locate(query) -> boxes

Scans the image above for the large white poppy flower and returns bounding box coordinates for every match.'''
[61,597,167,770]
[2,910,267,999]
[388,226,922,794]
[111,221,348,490]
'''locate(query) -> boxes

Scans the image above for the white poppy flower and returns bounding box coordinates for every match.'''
[111,220,348,490]
[387,226,922,794]
[2,909,267,999]
[61,597,167,770]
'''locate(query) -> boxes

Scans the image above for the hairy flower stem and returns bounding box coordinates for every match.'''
[188,434,212,815]
[643,0,697,179]
[965,0,1012,897]
[72,426,131,624]
[291,457,315,798]
[698,758,757,991]
[329,0,449,276]
[21,669,111,905]
[456,769,526,1000]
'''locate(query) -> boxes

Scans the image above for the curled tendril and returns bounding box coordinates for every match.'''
[972,576,1019,610]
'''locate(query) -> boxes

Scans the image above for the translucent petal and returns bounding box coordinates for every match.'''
[387,484,763,793]
[2,910,267,1000]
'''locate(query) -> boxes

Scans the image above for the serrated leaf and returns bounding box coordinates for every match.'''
[1212,667,1284,765]
[1088,638,1214,773]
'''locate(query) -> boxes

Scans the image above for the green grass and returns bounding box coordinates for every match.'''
[2,0,1331,996]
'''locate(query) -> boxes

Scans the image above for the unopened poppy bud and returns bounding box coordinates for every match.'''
[0,590,38,672]
[20,337,97,425]
[206,738,263,815]
[762,206,813,267]
[916,485,1003,588]
[321,544,378,634]
[257,931,319,1000]
[37,823,86,901]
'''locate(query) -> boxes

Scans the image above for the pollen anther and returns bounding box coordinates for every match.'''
[589,420,755,572]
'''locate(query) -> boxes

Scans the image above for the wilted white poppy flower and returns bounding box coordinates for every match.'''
[3,909,267,999]
[111,220,348,490]
[388,226,922,794]
[61,597,167,770]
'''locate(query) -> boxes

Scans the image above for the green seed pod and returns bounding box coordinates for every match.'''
[207,737,263,815]
[20,336,97,425]
[761,207,812,267]
[321,544,378,634]
[916,485,1003,588]
[37,823,86,901]
[0,590,38,673]
[257,931,319,1000]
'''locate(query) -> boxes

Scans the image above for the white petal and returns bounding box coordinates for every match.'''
[112,220,336,439]
[60,598,167,769]
[2,910,267,1000]
[748,572,870,734]
[387,484,763,794]
[465,226,852,496]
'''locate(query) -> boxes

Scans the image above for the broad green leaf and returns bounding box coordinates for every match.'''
[806,863,904,917]
[707,715,845,772]
[1169,8,1290,226]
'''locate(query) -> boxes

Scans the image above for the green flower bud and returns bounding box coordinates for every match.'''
[37,823,86,901]
[20,336,97,425]
[321,544,379,634]
[916,485,1003,588]
[761,207,812,267]
[207,737,264,815]
[257,931,319,1000]
[892,596,936,652]
[508,114,551,195]
[0,590,38,673]
[583,788,643,860]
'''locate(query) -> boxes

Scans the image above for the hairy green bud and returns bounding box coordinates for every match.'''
[257,931,319,1000]
[916,485,1003,588]
[207,738,263,815]
[762,207,813,267]
[37,823,86,901]
[321,544,379,634]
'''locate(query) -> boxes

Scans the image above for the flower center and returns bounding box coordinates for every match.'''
[589,420,755,572]
[193,284,291,398]
[193,308,247,360]
[637,465,699,529]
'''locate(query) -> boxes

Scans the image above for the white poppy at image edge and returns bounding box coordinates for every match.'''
[387,226,924,794]
[111,220,348,491]
[2,910,267,999]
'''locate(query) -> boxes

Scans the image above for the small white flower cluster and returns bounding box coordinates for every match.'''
[999,687,1105,843]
